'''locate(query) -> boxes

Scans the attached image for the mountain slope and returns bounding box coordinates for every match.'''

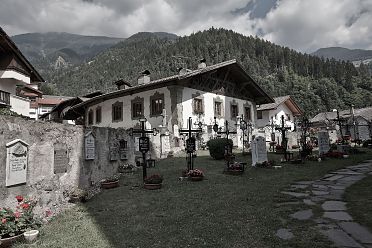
[312,47,372,62]
[24,28,372,116]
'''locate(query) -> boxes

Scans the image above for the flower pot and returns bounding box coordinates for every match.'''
[23,230,39,243]
[224,169,244,175]
[189,176,204,181]
[101,180,119,189]
[143,183,162,190]
[0,233,24,248]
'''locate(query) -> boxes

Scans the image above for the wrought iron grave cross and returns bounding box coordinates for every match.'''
[179,117,202,171]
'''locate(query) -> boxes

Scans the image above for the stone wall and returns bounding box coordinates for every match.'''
[0,115,135,217]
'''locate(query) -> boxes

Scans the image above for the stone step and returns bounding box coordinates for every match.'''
[338,222,372,244]
[323,211,353,221]
[320,229,363,248]
[321,201,346,211]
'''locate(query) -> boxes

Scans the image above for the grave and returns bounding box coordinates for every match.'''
[6,139,29,187]
[179,117,202,172]
[85,131,95,160]
[251,136,268,166]
[318,131,330,156]
[217,120,237,168]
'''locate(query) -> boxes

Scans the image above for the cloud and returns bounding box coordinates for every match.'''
[0,0,371,52]
[256,0,372,52]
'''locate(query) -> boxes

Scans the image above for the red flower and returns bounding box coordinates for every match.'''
[14,211,21,218]
[15,195,23,202]
[21,203,30,210]
[1,218,6,224]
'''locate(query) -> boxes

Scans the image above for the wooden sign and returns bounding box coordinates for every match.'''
[139,137,150,153]
[54,149,68,174]
[6,139,29,187]
[186,137,196,153]
[85,131,95,160]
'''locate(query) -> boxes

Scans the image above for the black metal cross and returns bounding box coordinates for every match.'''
[217,120,237,167]
[275,115,291,161]
[129,118,158,180]
[179,117,202,171]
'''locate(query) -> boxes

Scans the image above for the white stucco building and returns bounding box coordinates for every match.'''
[66,59,274,157]
[0,27,45,116]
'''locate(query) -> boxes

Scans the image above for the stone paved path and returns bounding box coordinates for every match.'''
[277,160,372,247]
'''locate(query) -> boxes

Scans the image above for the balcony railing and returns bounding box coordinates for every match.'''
[0,90,10,105]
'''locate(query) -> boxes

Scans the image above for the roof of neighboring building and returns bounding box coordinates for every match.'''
[65,59,274,119]
[0,27,44,82]
[311,106,372,123]
[256,95,303,116]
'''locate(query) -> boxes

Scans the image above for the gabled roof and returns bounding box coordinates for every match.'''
[257,95,303,116]
[65,59,274,119]
[311,106,372,124]
[0,27,44,82]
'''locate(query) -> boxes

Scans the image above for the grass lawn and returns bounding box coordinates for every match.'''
[15,149,372,248]
[344,174,372,232]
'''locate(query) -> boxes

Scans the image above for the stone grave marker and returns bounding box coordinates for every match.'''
[251,136,268,166]
[337,144,351,154]
[110,144,119,161]
[318,131,330,155]
[54,147,69,174]
[6,139,29,187]
[85,131,95,160]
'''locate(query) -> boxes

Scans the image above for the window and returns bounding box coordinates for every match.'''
[132,102,143,118]
[193,98,203,114]
[214,101,222,117]
[231,104,238,119]
[0,90,10,105]
[88,109,94,125]
[151,98,163,116]
[96,107,102,124]
[245,107,251,121]
[112,102,123,122]
[286,114,291,121]
[257,110,263,119]
[119,139,128,149]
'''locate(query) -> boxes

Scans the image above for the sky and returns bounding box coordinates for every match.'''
[1,0,372,53]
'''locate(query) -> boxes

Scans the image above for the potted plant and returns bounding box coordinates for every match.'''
[224,162,244,175]
[187,169,204,181]
[68,188,88,203]
[100,175,120,189]
[143,174,163,190]
[1,196,42,247]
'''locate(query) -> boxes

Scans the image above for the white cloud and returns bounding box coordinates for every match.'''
[0,0,371,51]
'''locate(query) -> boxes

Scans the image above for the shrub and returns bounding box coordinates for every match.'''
[207,138,233,160]
[362,139,372,148]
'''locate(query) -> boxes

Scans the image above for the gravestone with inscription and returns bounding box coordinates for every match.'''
[54,147,69,174]
[110,145,119,161]
[85,131,95,160]
[318,131,330,155]
[6,139,29,187]
[251,136,268,166]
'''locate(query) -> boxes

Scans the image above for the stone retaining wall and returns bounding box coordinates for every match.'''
[0,115,135,217]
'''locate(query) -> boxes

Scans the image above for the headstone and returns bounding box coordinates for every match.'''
[134,137,140,152]
[161,135,171,155]
[6,139,29,187]
[337,144,351,154]
[110,145,119,161]
[54,148,68,174]
[318,131,330,155]
[85,131,95,160]
[251,136,268,166]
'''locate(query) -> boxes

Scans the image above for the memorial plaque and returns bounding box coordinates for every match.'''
[224,144,233,156]
[110,146,119,161]
[318,131,330,155]
[139,137,150,153]
[186,137,196,153]
[54,148,68,174]
[120,149,127,160]
[85,131,95,160]
[6,139,29,187]
[251,136,268,166]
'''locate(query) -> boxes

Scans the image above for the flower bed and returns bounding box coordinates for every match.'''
[0,196,41,242]
[187,169,204,181]
[325,151,345,158]
[255,160,276,168]
[224,162,244,175]
[101,175,120,189]
[144,174,163,190]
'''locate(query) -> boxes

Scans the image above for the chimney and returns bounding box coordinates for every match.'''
[137,70,151,85]
[198,58,207,69]
[178,67,188,76]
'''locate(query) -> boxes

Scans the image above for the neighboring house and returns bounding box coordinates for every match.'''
[64,59,274,156]
[0,27,44,116]
[256,95,303,130]
[311,106,372,141]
